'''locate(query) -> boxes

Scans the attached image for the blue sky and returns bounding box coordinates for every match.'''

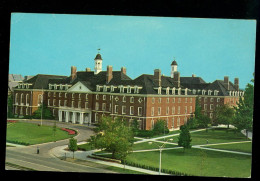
[9,13,256,89]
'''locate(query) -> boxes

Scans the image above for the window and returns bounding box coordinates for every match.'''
[85,102,88,109]
[204,104,207,110]
[95,102,99,110]
[158,107,161,115]
[65,93,67,98]
[158,98,161,103]
[134,86,139,93]
[96,94,99,100]
[102,103,106,111]
[59,100,61,107]
[48,92,51,97]
[59,92,62,97]
[78,101,81,108]
[15,93,18,104]
[190,106,192,113]
[217,98,220,102]
[26,94,29,105]
[190,98,192,103]
[204,97,207,102]
[177,117,180,126]
[109,104,112,111]
[172,98,175,103]
[210,104,214,110]
[130,106,134,115]
[103,86,107,92]
[103,95,106,100]
[96,85,100,92]
[185,98,187,103]
[172,118,175,128]
[138,107,142,116]
[185,106,187,114]
[64,100,67,107]
[178,106,180,114]
[79,94,81,99]
[158,87,162,94]
[172,106,175,114]
[120,86,124,93]
[151,119,155,129]
[152,97,155,104]
[210,98,214,102]
[166,106,169,115]
[166,87,170,95]
[167,98,169,103]
[53,99,56,106]
[38,94,42,106]
[48,99,50,106]
[127,86,131,93]
[130,97,134,103]
[210,113,213,118]
[123,96,126,102]
[151,107,154,116]
[115,105,118,113]
[122,106,126,114]
[178,98,181,103]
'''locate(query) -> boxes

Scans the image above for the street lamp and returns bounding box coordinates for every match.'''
[148,138,173,175]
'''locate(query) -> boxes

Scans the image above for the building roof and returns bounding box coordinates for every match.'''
[9,74,24,82]
[171,60,177,66]
[94,53,102,60]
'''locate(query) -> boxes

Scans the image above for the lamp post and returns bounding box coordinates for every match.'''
[148,138,173,175]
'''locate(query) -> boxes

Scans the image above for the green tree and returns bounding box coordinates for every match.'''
[198,114,211,131]
[153,119,169,135]
[88,116,134,159]
[32,104,54,119]
[178,124,192,152]
[68,138,78,159]
[214,104,235,130]
[233,75,254,137]
[7,95,14,118]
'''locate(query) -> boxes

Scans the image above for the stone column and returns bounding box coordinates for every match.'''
[65,111,69,123]
[58,110,62,122]
[72,112,76,124]
[80,112,84,124]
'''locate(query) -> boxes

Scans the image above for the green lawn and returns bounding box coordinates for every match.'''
[204,142,252,153]
[6,122,75,145]
[157,128,249,146]
[133,141,178,151]
[126,148,251,178]
[78,143,93,151]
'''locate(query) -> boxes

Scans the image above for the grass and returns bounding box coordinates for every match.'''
[125,148,251,178]
[204,142,252,153]
[6,122,75,145]
[133,141,178,151]
[77,143,93,151]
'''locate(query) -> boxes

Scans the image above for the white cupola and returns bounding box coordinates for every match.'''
[94,53,103,74]
[171,58,178,78]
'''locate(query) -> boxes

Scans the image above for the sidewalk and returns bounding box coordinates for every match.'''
[49,142,169,175]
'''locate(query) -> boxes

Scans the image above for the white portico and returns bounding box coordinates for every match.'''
[58,81,93,125]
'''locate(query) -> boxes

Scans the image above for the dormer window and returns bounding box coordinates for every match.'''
[178,88,181,95]
[184,88,188,95]
[120,85,124,93]
[96,85,100,92]
[127,86,131,93]
[60,84,63,90]
[134,86,139,94]
[166,87,170,95]
[18,84,21,89]
[202,90,206,95]
[193,89,196,94]
[158,87,162,95]
[65,84,69,90]
[22,84,24,89]
[54,84,57,90]
[110,85,114,92]
[103,85,107,92]
[208,90,212,95]
[172,87,175,95]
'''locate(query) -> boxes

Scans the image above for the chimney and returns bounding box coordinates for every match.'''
[224,76,229,90]
[71,66,77,81]
[86,68,91,72]
[106,65,113,83]
[154,69,161,87]
[234,78,239,91]
[121,67,126,75]
[173,71,180,88]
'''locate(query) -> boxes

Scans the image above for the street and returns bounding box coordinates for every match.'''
[5,120,116,174]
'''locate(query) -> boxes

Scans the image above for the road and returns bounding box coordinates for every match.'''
[5,120,116,173]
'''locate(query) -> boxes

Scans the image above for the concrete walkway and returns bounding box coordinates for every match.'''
[49,143,169,175]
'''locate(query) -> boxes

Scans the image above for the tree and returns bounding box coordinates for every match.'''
[7,95,14,118]
[178,124,192,152]
[214,104,235,130]
[233,75,254,137]
[198,114,211,131]
[153,119,169,135]
[88,116,134,160]
[68,138,78,159]
[32,104,54,119]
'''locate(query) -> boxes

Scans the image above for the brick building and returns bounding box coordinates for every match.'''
[12,53,243,130]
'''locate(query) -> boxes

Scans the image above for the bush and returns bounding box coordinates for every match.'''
[135,130,154,138]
